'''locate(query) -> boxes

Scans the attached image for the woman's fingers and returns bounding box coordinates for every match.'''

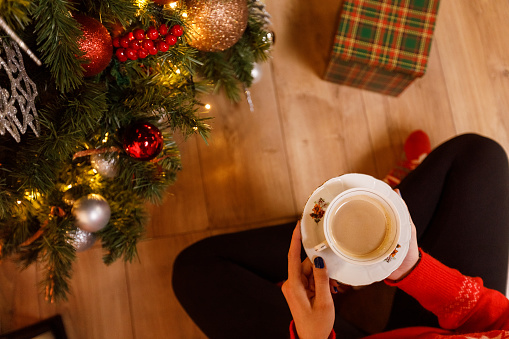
[312,257,334,307]
[287,221,303,281]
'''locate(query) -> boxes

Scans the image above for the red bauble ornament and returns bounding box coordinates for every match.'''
[75,14,113,77]
[123,122,163,161]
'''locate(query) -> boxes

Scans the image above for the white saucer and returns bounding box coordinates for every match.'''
[301,173,411,286]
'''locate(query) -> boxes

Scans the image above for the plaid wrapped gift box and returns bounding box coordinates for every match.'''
[324,0,440,96]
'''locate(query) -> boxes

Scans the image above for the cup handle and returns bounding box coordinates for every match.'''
[314,240,329,252]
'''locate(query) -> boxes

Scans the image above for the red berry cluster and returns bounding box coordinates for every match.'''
[113,24,184,62]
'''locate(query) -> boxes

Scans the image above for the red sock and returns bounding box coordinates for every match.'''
[384,130,431,188]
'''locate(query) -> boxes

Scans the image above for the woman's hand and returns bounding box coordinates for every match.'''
[281,221,335,339]
[387,189,420,281]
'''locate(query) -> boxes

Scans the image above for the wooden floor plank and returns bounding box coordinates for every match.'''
[126,232,210,339]
[196,61,296,229]
[0,260,40,333]
[268,0,389,210]
[145,133,210,238]
[37,248,133,339]
[470,0,509,149]
[434,0,509,148]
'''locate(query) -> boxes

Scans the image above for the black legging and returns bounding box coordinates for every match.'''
[172,134,509,339]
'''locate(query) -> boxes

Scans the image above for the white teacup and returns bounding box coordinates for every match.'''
[314,187,400,265]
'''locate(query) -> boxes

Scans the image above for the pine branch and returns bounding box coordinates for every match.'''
[33,0,84,93]
[131,134,181,203]
[113,143,181,204]
[35,82,108,165]
[80,0,138,28]
[10,142,61,194]
[0,0,33,30]
[197,51,242,102]
[136,2,188,29]
[61,82,109,134]
[228,36,255,86]
[1,212,40,258]
[106,58,211,140]
[246,1,272,63]
[0,177,11,219]
[99,188,146,264]
[38,217,76,302]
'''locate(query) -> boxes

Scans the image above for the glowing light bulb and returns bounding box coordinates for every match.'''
[169,1,178,8]
[136,0,148,8]
[17,200,21,204]
[176,69,181,74]
[25,191,39,201]
[205,104,211,110]
[182,12,188,18]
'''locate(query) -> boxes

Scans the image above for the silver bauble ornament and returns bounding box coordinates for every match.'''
[265,30,275,46]
[251,62,263,84]
[186,0,248,52]
[91,153,119,178]
[72,194,111,232]
[67,227,96,252]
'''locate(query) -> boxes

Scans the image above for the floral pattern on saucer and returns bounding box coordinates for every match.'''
[310,198,329,223]
[384,244,401,263]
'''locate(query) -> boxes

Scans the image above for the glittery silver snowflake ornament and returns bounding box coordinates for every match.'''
[0,37,40,142]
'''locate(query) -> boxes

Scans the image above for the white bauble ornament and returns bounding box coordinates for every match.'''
[72,194,111,232]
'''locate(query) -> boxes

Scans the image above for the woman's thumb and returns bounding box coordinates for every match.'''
[313,257,333,305]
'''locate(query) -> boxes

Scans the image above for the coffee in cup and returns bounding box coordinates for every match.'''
[315,188,400,265]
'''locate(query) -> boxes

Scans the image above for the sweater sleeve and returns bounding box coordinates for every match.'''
[289,320,336,339]
[386,249,509,332]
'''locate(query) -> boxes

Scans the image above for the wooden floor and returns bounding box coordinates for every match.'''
[2,0,509,338]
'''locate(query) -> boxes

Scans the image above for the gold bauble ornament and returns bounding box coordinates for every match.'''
[185,0,249,52]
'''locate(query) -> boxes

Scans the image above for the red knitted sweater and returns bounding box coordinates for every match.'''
[290,250,509,339]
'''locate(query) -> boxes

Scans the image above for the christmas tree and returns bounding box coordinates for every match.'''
[0,0,272,302]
